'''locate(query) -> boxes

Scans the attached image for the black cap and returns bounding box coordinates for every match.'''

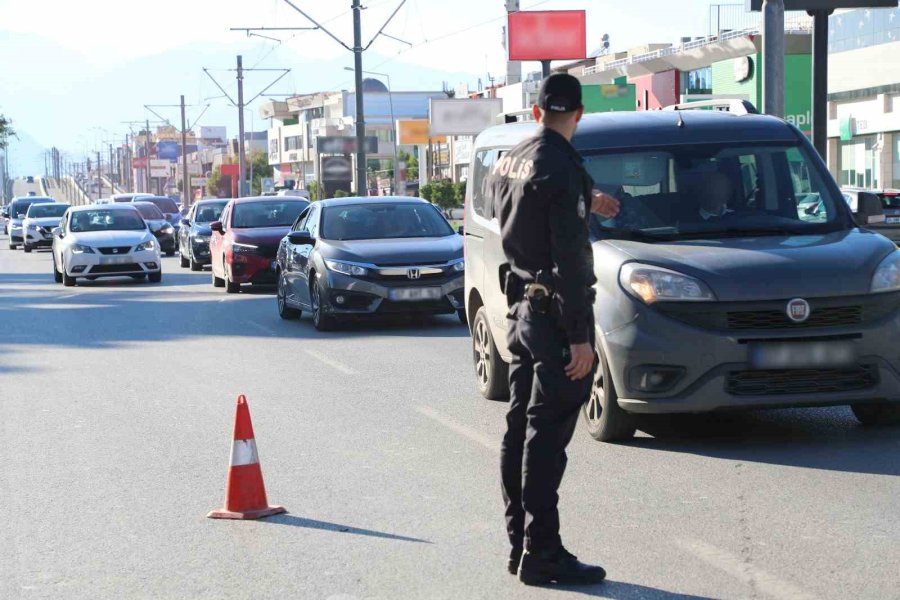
[538,73,583,113]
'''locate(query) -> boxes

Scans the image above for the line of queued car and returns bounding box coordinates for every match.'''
[3,190,469,331]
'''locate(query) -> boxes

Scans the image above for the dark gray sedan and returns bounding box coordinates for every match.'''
[275,197,465,330]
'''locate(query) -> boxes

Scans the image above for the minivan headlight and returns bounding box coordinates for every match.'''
[135,240,156,252]
[871,251,900,293]
[325,260,369,277]
[620,263,716,304]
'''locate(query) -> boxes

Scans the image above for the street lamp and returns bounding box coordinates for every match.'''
[344,67,398,195]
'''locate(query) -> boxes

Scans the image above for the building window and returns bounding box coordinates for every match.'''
[830,8,900,54]
[893,136,900,189]
[685,67,712,95]
[285,136,303,151]
[838,134,879,189]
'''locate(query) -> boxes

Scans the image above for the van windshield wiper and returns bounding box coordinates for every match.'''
[675,227,797,240]
[594,228,674,242]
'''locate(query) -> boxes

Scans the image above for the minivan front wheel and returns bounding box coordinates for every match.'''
[583,345,636,442]
[472,307,509,400]
[851,402,900,426]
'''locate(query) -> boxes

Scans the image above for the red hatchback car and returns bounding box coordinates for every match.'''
[209,196,310,293]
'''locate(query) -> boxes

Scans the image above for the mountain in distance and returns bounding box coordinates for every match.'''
[0,31,484,167]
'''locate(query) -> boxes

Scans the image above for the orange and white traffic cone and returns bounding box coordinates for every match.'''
[208,395,286,520]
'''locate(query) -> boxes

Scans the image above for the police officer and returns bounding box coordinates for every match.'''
[490,73,620,586]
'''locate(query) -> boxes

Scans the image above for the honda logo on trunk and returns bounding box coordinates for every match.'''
[407,268,421,280]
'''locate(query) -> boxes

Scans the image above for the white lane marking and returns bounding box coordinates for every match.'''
[230,439,259,466]
[301,349,358,376]
[676,538,820,600]
[248,321,276,335]
[414,406,499,453]
[57,293,79,300]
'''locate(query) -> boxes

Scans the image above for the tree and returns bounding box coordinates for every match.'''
[249,151,270,196]
[420,179,458,210]
[207,167,223,197]
[0,115,16,150]
[307,181,320,201]
[397,149,419,180]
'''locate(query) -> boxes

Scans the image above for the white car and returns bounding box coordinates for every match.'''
[22,202,69,253]
[52,204,162,286]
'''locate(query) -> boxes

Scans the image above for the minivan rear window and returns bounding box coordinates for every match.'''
[586,143,850,240]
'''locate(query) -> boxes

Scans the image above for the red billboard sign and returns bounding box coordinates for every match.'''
[507,10,587,62]
[132,156,148,169]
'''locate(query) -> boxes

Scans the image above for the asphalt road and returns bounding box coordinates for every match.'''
[1,236,898,600]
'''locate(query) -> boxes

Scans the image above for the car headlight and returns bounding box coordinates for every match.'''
[161,224,174,234]
[193,235,210,243]
[230,242,259,253]
[71,244,95,254]
[871,251,900,293]
[28,223,40,231]
[619,263,715,304]
[135,240,156,252]
[325,259,369,277]
[450,258,465,272]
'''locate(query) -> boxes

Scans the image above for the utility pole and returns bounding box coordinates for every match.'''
[109,144,114,192]
[97,150,103,200]
[352,0,367,195]
[809,9,832,159]
[145,119,151,194]
[236,56,246,197]
[761,0,785,118]
[180,94,191,207]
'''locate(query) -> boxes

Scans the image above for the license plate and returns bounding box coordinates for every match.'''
[101,256,131,265]
[749,341,856,370]
[886,217,900,224]
[388,287,442,301]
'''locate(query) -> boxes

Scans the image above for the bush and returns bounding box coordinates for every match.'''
[420,179,459,210]
[334,189,349,198]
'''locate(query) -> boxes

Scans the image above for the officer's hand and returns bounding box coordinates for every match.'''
[565,343,595,381]
[591,191,620,219]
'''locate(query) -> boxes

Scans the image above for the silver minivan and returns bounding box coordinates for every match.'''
[463,106,900,441]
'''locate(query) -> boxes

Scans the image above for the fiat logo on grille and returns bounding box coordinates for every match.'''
[112,248,119,254]
[407,268,421,280]
[786,298,811,323]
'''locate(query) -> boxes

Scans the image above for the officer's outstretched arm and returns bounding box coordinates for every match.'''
[548,182,592,345]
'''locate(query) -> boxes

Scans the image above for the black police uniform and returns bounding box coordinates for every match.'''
[490,125,597,559]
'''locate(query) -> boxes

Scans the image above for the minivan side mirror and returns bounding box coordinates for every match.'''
[52,227,63,237]
[856,192,885,226]
[287,231,315,246]
[209,221,224,233]
[181,218,191,226]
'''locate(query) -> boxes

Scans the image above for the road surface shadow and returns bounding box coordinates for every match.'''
[626,408,900,476]
[529,579,714,599]
[262,514,432,544]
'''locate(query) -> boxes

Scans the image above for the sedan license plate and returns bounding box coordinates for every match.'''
[100,256,132,265]
[749,341,856,370]
[886,217,900,225]
[388,287,442,302]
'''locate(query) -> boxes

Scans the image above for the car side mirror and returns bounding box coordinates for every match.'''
[457,225,465,235]
[17,213,26,219]
[52,227,63,237]
[287,231,315,246]
[181,218,191,226]
[856,192,885,226]
[210,221,224,233]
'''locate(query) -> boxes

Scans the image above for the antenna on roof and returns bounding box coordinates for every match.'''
[677,111,685,128]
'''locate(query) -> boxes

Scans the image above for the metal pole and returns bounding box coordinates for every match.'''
[353,0,367,196]
[180,94,190,208]
[387,74,397,195]
[237,55,247,197]
[762,0,785,118]
[145,119,151,194]
[810,10,831,159]
[97,150,102,199]
[541,60,551,79]
[109,144,114,192]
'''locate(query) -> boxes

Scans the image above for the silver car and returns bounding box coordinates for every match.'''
[464,108,900,442]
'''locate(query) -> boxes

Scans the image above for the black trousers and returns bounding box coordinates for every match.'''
[501,301,595,553]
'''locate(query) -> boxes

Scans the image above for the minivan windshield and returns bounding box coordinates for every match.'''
[26,203,69,218]
[11,198,53,218]
[141,197,180,214]
[322,203,455,240]
[586,143,850,241]
[133,203,165,220]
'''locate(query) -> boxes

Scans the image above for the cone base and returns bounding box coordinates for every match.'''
[207,505,286,520]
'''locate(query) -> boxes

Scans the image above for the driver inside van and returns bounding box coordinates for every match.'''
[696,171,736,221]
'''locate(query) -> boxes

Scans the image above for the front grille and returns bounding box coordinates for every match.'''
[40,226,54,234]
[377,299,454,314]
[97,246,132,255]
[726,365,878,396]
[89,263,142,273]
[727,306,862,330]
[656,293,899,332]
[256,244,278,259]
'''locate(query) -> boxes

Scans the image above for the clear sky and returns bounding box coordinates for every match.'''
[0,0,742,171]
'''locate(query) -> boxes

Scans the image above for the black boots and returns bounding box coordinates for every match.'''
[517,547,606,586]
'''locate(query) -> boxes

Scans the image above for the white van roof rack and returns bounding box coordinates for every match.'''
[495,109,536,125]
[662,99,759,116]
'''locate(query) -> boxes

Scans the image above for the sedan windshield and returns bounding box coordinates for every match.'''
[26,203,68,218]
[587,143,851,241]
[322,203,455,240]
[232,200,308,228]
[70,209,146,232]
[133,203,164,220]
[194,202,227,223]
[143,197,180,214]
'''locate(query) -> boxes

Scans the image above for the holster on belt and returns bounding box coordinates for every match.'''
[500,264,554,313]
